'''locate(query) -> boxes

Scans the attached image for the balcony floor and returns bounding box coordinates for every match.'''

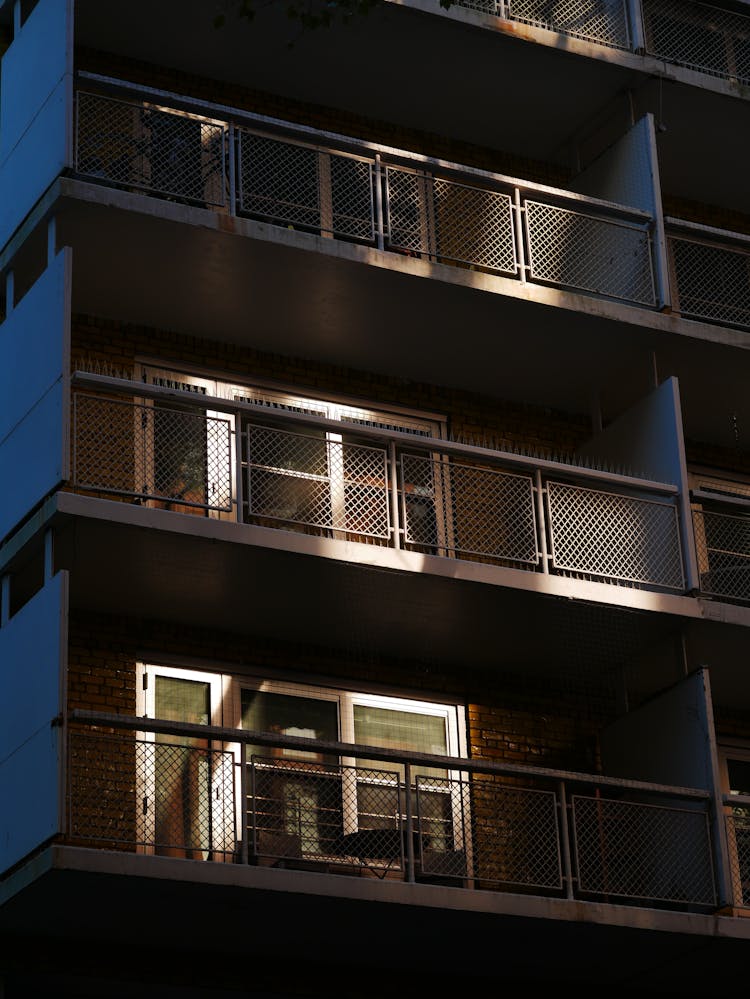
[2,845,750,996]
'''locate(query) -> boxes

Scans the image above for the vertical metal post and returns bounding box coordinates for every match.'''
[44,529,54,582]
[534,469,550,573]
[558,780,575,900]
[233,416,244,524]
[5,270,14,315]
[228,124,237,216]
[374,154,385,251]
[626,0,646,53]
[513,187,527,284]
[0,575,9,627]
[388,440,401,550]
[239,743,249,864]
[404,762,415,883]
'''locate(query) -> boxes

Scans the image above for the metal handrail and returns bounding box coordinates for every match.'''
[69,708,710,796]
[70,371,677,496]
[67,710,718,907]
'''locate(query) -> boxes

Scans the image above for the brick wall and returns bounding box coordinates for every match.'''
[67,608,615,774]
[70,313,591,457]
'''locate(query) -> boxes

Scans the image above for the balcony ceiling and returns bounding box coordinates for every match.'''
[53,498,691,705]
[72,0,750,216]
[58,189,750,454]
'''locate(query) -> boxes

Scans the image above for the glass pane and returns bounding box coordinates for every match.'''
[153,402,208,508]
[155,676,210,735]
[242,690,339,765]
[153,676,211,858]
[353,704,448,781]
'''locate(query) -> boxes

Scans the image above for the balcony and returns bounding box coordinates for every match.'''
[667,218,750,332]
[693,493,750,605]
[450,0,750,88]
[67,711,719,913]
[68,373,687,597]
[71,84,659,311]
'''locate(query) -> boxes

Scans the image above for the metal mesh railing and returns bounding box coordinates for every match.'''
[572,794,716,905]
[67,716,719,911]
[643,0,750,84]
[386,167,518,274]
[72,393,234,512]
[693,507,750,603]
[75,92,227,207]
[238,131,376,242]
[400,453,539,566]
[669,235,750,330]
[727,811,750,907]
[547,479,684,589]
[526,199,656,305]
[507,0,630,48]
[245,424,390,538]
[67,729,236,859]
[418,775,563,889]
[74,88,660,314]
[250,757,405,875]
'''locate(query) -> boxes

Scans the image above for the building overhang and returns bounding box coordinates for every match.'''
[2,844,750,993]
[5,175,744,452]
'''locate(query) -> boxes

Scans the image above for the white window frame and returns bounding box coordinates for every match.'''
[137,365,236,522]
[137,663,234,860]
[136,359,449,548]
[236,677,466,858]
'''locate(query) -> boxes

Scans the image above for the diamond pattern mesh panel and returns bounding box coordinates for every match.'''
[239,131,375,241]
[547,480,684,588]
[670,236,750,330]
[246,424,390,538]
[418,776,563,888]
[67,731,236,858]
[386,168,517,274]
[526,199,655,305]
[643,0,750,84]
[573,794,716,905]
[693,508,750,603]
[73,394,233,512]
[507,0,630,48]
[250,758,404,874]
[76,92,226,206]
[727,812,750,907]
[401,454,538,565]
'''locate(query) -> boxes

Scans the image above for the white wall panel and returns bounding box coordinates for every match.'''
[0,0,72,247]
[0,248,69,442]
[576,376,686,486]
[0,249,70,541]
[600,667,716,789]
[0,571,68,872]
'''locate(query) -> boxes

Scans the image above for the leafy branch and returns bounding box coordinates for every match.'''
[213,0,455,32]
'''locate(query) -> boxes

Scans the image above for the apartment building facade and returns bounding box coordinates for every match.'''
[1,0,750,994]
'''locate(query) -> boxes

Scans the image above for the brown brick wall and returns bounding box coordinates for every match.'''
[71,313,591,459]
[67,609,615,775]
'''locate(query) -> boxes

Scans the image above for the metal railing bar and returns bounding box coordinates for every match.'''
[666,217,750,249]
[692,489,750,511]
[74,73,653,222]
[70,373,678,496]
[69,709,711,799]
